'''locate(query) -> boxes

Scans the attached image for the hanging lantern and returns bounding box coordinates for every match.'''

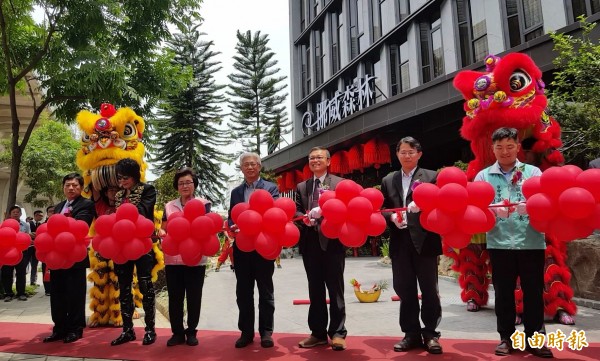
[277,173,287,193]
[347,144,365,173]
[285,170,295,191]
[330,151,350,175]
[303,163,312,180]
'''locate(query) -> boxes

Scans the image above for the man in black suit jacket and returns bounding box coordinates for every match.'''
[381,137,443,354]
[295,146,347,351]
[43,173,96,344]
[228,152,279,349]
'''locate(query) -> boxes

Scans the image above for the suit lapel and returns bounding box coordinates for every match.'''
[406,167,422,200]
[306,178,314,208]
[392,171,404,205]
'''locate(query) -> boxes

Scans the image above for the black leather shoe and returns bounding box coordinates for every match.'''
[423,336,443,354]
[260,335,274,348]
[526,345,554,358]
[186,332,198,346]
[111,330,136,346]
[43,332,64,343]
[142,330,157,345]
[393,336,423,352]
[495,339,513,356]
[63,332,81,343]
[235,335,254,348]
[167,334,185,347]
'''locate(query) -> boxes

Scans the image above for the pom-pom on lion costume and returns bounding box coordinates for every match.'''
[75,103,164,327]
[450,53,576,324]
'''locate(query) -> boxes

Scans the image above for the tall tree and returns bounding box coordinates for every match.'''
[227,30,288,156]
[0,0,201,214]
[152,22,229,202]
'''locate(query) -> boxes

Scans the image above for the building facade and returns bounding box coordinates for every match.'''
[263,0,599,182]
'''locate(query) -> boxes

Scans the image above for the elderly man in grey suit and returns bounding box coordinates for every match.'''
[295,146,347,351]
[381,136,443,354]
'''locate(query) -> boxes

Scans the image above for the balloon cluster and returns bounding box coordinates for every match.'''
[412,167,496,248]
[319,179,387,247]
[162,199,222,266]
[34,214,91,269]
[230,190,300,260]
[92,203,155,264]
[524,166,600,241]
[0,219,32,266]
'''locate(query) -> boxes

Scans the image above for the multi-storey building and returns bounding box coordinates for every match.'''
[263,0,599,181]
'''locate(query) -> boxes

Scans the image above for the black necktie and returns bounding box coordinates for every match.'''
[311,179,320,209]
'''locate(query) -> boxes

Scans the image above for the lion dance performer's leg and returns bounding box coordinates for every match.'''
[88,249,122,327]
[132,243,164,318]
[544,236,576,324]
[215,238,233,271]
[445,234,490,311]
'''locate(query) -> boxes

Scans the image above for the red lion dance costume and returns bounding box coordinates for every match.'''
[450,53,577,324]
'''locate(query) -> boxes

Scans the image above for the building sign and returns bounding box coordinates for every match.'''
[302,75,375,135]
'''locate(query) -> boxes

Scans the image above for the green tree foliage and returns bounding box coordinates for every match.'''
[152,22,229,202]
[153,169,179,211]
[548,18,600,165]
[227,30,289,156]
[0,0,201,214]
[0,117,79,207]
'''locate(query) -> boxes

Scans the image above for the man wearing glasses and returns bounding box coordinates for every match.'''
[295,146,347,351]
[381,137,443,354]
[228,152,279,349]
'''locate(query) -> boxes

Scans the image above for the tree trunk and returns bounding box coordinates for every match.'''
[6,83,21,215]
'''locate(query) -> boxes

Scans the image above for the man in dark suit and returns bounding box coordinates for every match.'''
[228,152,279,349]
[295,146,347,351]
[28,210,44,286]
[43,173,96,344]
[381,137,443,354]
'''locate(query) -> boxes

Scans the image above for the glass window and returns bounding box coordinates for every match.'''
[570,0,600,22]
[419,22,431,83]
[457,0,489,66]
[301,0,306,31]
[331,10,342,74]
[420,10,444,83]
[350,0,361,59]
[398,0,410,22]
[314,30,324,87]
[505,0,543,48]
[372,0,383,42]
[301,44,311,97]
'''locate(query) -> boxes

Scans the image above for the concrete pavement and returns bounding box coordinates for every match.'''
[1,256,599,360]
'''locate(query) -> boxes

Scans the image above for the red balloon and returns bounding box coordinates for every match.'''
[467,182,495,209]
[335,179,362,204]
[255,232,279,259]
[249,189,274,214]
[231,203,250,224]
[443,230,471,248]
[71,220,89,242]
[318,190,337,208]
[167,217,191,242]
[427,209,455,235]
[91,235,102,251]
[540,166,577,198]
[45,250,66,269]
[14,233,31,251]
[203,235,220,256]
[0,228,15,249]
[135,217,155,239]
[274,197,296,220]
[459,206,489,234]
[360,188,384,210]
[47,215,69,237]
[183,199,207,221]
[320,218,342,239]
[167,211,183,222]
[94,214,116,237]
[366,213,387,236]
[68,245,88,263]
[116,203,139,222]
[34,232,54,253]
[437,167,468,187]
[547,218,592,242]
[205,213,224,233]
[280,222,300,247]
[412,183,440,211]
[321,198,347,224]
[262,208,288,236]
[562,164,584,178]
[54,232,76,253]
[1,219,20,232]
[576,169,600,202]
[181,252,203,267]
[522,176,542,199]
[347,197,373,224]
[558,187,596,220]
[438,183,469,214]
[179,238,203,260]
[98,237,119,261]
[338,221,366,247]
[264,245,283,261]
[235,232,257,252]
[160,235,179,256]
[0,247,22,266]
[237,210,263,236]
[190,216,213,242]
[526,193,558,221]
[484,209,496,232]
[113,219,137,243]
[35,223,48,235]
[420,210,431,231]
[529,218,550,233]
[122,239,145,260]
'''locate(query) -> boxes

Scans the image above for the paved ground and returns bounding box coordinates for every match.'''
[1,256,599,360]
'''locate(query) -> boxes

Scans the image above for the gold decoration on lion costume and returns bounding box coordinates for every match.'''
[76,103,164,327]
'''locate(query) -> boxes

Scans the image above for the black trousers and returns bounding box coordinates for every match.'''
[488,249,545,340]
[390,229,441,339]
[233,244,274,337]
[1,248,32,297]
[41,263,51,293]
[29,247,39,284]
[114,251,156,331]
[165,264,206,336]
[50,267,87,336]
[301,228,347,340]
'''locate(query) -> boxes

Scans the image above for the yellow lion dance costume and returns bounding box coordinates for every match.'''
[76,103,164,327]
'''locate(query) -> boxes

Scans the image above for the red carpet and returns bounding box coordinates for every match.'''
[0,322,598,360]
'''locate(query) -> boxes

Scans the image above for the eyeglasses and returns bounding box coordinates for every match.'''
[178,181,194,187]
[117,175,131,181]
[308,156,327,161]
[399,151,418,157]
[241,162,259,168]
